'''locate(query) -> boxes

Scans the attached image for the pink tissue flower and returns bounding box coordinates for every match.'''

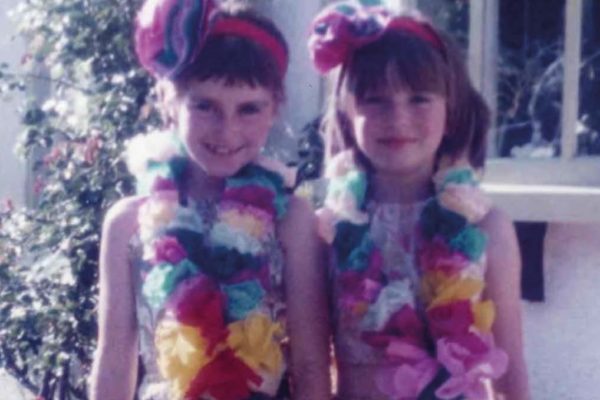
[427,300,474,340]
[435,333,509,400]
[419,237,469,275]
[153,235,187,265]
[375,339,439,399]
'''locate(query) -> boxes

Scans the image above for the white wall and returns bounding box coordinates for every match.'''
[0,0,26,206]
[523,223,600,399]
[255,0,324,162]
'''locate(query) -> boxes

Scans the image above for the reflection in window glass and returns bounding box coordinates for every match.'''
[417,0,469,49]
[496,0,565,158]
[577,0,600,155]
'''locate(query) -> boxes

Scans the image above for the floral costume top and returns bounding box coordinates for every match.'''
[317,151,508,400]
[126,131,293,400]
[331,201,428,399]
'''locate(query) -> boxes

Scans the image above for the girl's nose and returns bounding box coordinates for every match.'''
[217,113,241,141]
[390,101,410,129]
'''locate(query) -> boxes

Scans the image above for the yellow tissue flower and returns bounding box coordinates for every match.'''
[220,208,270,239]
[425,274,484,308]
[155,320,212,398]
[227,313,284,374]
[473,300,496,332]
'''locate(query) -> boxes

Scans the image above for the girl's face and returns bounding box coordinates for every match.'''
[175,78,277,177]
[345,84,446,176]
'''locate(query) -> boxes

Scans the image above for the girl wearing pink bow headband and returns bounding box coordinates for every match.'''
[90,1,331,399]
[309,2,530,399]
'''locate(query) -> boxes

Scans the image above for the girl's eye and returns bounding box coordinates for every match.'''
[239,103,261,115]
[410,94,433,105]
[190,99,215,113]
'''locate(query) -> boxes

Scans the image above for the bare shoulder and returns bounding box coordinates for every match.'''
[479,206,515,240]
[480,206,521,279]
[102,195,147,240]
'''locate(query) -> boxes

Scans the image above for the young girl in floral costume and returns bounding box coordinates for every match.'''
[308,2,529,399]
[89,1,330,399]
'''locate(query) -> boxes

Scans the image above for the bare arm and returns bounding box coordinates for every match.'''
[481,208,530,400]
[278,196,331,400]
[89,197,145,400]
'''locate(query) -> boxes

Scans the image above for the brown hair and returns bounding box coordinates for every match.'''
[323,15,490,169]
[173,7,289,104]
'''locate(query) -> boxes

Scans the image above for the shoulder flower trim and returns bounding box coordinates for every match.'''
[317,150,507,400]
[128,130,291,399]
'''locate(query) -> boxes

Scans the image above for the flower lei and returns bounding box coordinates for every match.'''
[317,151,508,400]
[127,130,292,400]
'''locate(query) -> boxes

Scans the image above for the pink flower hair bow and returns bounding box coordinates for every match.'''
[135,0,216,78]
[308,1,444,74]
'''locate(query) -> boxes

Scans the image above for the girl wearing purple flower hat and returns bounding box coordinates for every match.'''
[309,1,529,399]
[89,1,330,399]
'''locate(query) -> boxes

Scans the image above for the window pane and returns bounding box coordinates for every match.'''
[496,0,565,158]
[577,0,600,156]
[417,0,469,49]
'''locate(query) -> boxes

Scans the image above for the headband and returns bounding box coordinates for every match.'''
[135,0,288,79]
[210,18,288,77]
[308,1,444,75]
[135,0,216,79]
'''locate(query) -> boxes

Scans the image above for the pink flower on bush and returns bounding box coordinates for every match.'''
[435,333,508,400]
[153,235,187,264]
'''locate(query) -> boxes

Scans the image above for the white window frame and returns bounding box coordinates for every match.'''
[469,0,600,187]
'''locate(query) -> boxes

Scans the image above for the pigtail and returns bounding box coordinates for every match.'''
[438,32,491,170]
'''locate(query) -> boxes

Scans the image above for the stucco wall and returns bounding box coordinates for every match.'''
[0,0,26,207]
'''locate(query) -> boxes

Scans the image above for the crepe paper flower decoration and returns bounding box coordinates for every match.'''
[428,277,485,309]
[134,0,216,78]
[361,279,414,331]
[185,348,262,400]
[472,300,495,333]
[126,130,184,176]
[319,148,507,399]
[439,184,492,224]
[222,186,277,217]
[142,260,198,310]
[210,221,263,255]
[427,300,474,340]
[138,194,178,243]
[333,221,374,272]
[419,237,470,275]
[166,276,227,353]
[435,333,508,400]
[218,204,272,239]
[143,263,176,309]
[449,226,488,262]
[363,305,426,349]
[420,200,467,241]
[223,280,266,321]
[155,320,213,399]
[434,166,478,191]
[130,129,292,399]
[152,235,187,264]
[227,313,284,374]
[376,335,441,398]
